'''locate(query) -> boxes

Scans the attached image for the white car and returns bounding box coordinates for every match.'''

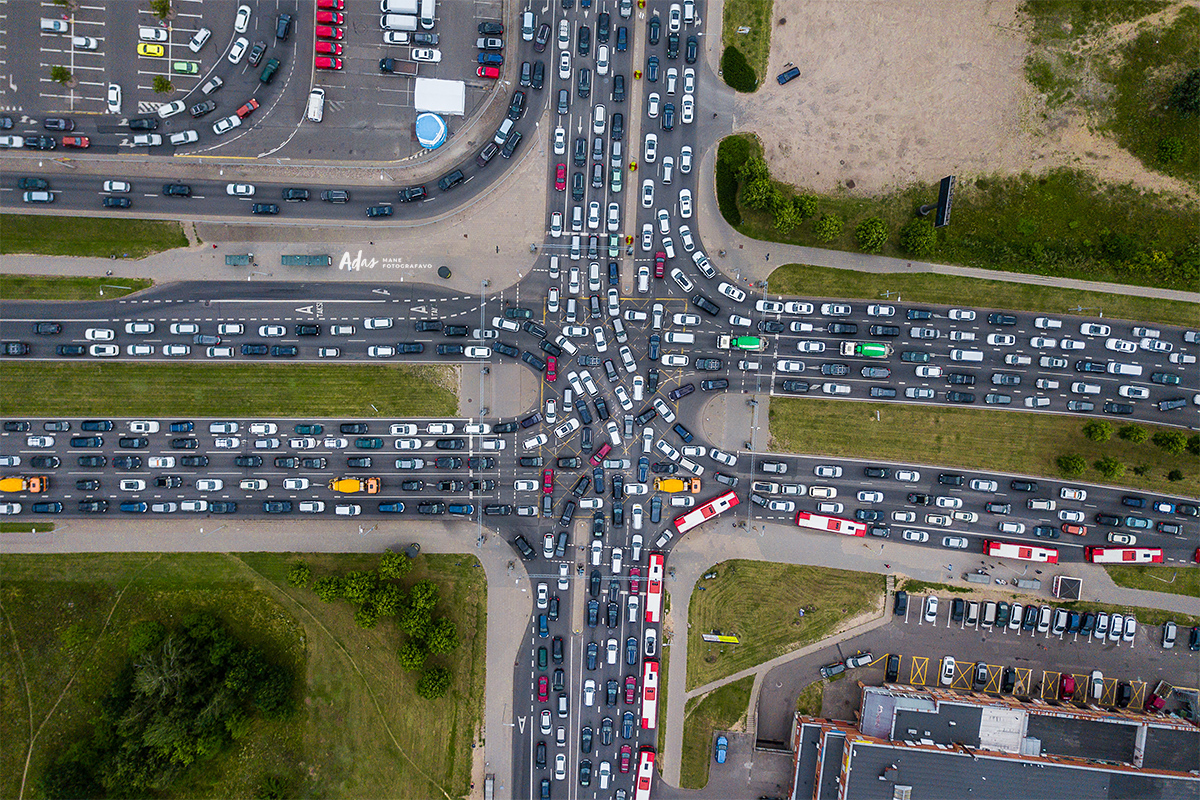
[656,208,671,234]
[947,308,975,321]
[641,180,654,208]
[710,448,737,467]
[1060,487,1087,501]
[1118,385,1149,400]
[970,479,998,492]
[583,679,596,706]
[652,398,676,422]
[213,115,242,135]
[228,36,249,64]
[934,496,962,509]
[163,344,190,356]
[1059,338,1086,350]
[678,188,692,218]
[558,18,570,49]
[718,282,746,302]
[814,465,842,478]
[1059,509,1085,523]
[670,268,694,293]
[523,434,548,450]
[139,26,169,42]
[866,304,894,317]
[986,333,1016,346]
[892,510,916,522]
[644,133,658,162]
[364,317,393,329]
[776,360,804,373]
[915,365,943,378]
[1079,322,1110,336]
[107,83,122,114]
[89,344,119,357]
[661,354,689,367]
[227,183,255,197]
[196,479,223,491]
[606,203,620,232]
[640,223,655,252]
[647,92,660,118]
[127,344,153,356]
[558,50,571,79]
[593,326,608,353]
[729,314,751,327]
[679,145,693,173]
[553,126,566,154]
[857,490,884,503]
[411,48,442,62]
[234,4,252,33]
[896,470,921,482]
[587,201,601,230]
[596,44,609,75]
[368,345,395,358]
[796,340,824,353]
[1030,336,1057,349]
[1105,338,1137,354]
[768,500,795,513]
[549,211,563,238]
[902,530,928,543]
[681,94,694,124]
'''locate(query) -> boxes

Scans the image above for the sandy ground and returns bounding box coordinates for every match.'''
[736,0,1192,197]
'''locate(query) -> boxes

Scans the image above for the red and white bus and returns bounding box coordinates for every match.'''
[634,747,656,800]
[640,659,659,729]
[984,539,1059,564]
[674,490,740,534]
[794,510,867,537]
[645,553,664,624]
[1086,547,1163,564]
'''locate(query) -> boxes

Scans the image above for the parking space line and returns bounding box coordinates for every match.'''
[1131,681,1147,708]
[908,656,928,686]
[950,661,973,690]
[1014,667,1033,695]
[1041,671,1060,700]
[984,664,1002,693]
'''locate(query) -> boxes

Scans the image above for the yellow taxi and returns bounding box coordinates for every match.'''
[137,42,165,57]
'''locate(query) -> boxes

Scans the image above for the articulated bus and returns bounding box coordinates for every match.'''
[645,553,664,624]
[633,747,657,800]
[640,659,659,729]
[794,510,867,536]
[1086,547,1163,564]
[984,539,1059,564]
[674,490,740,534]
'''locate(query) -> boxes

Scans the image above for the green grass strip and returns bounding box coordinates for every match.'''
[1,214,188,259]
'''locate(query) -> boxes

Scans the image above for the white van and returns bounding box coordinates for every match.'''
[419,0,436,28]
[306,88,326,123]
[664,332,694,344]
[1107,361,1143,377]
[381,13,419,30]
[950,349,984,362]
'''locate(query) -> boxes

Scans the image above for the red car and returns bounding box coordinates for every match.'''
[315,41,343,55]
[477,65,500,78]
[316,10,344,24]
[554,163,567,191]
[628,566,641,594]
[538,675,549,702]
[590,442,611,466]
[315,25,344,40]
[624,675,637,704]
[545,354,557,382]
[654,251,666,278]
[61,136,89,148]
[543,468,554,494]
[317,0,344,7]
[619,745,632,773]
[236,98,260,118]
[315,56,344,70]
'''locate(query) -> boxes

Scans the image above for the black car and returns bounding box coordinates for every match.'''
[988,313,1017,326]
[531,59,545,89]
[119,436,148,449]
[695,358,722,371]
[79,499,108,513]
[162,183,191,197]
[534,22,551,51]
[397,342,424,354]
[171,437,199,449]
[870,324,900,337]
[907,493,931,506]
[366,204,393,218]
[274,457,299,468]
[271,345,297,356]
[235,455,263,467]
[666,31,679,58]
[827,322,857,335]
[30,456,61,469]
[938,473,964,486]
[300,458,326,469]
[18,177,49,190]
[242,344,269,356]
[577,24,591,55]
[1009,480,1037,492]
[947,372,975,385]
[264,501,292,514]
[685,35,698,63]
[190,100,217,117]
[181,455,208,467]
[1075,360,1106,373]
[417,502,447,516]
[508,90,527,120]
[75,455,106,469]
[397,185,427,203]
[586,600,600,628]
[1103,401,1134,415]
[434,456,463,469]
[155,476,183,488]
[436,343,465,356]
[129,117,159,130]
[69,436,102,448]
[25,135,57,150]
[947,391,975,403]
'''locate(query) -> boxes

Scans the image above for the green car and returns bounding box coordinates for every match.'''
[172,61,199,74]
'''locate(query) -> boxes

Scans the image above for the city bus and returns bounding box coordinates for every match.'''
[794,510,867,536]
[640,659,659,729]
[645,553,664,624]
[984,539,1059,564]
[633,747,656,800]
[674,490,739,534]
[1085,547,1163,564]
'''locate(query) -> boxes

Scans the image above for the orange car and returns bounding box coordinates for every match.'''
[62,136,90,148]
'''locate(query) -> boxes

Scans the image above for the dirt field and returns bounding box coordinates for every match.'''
[737,0,1188,196]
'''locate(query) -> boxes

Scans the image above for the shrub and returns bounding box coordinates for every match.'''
[720,45,758,93]
[1056,454,1086,478]
[1168,469,1184,481]
[1094,455,1125,480]
[50,66,72,85]
[287,562,312,588]
[1117,424,1148,443]
[1151,430,1188,455]
[1158,137,1184,164]
[416,666,451,700]
[813,214,843,243]
[1167,67,1200,116]
[854,217,889,253]
[794,194,818,219]
[1188,434,1200,456]
[152,75,174,94]
[399,640,428,672]
[898,218,937,257]
[715,137,750,226]
[1082,420,1112,442]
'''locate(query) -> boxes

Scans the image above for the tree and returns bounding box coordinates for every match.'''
[50,66,72,85]
[341,570,378,606]
[425,618,460,655]
[398,640,428,672]
[354,604,378,629]
[408,579,439,612]
[794,194,818,219]
[719,45,757,93]
[1151,430,1188,455]
[399,604,432,640]
[1082,420,1112,442]
[286,563,311,588]
[773,202,801,234]
[898,218,936,257]
[1167,67,1200,116]
[1117,424,1148,443]
[1188,434,1200,456]
[854,217,888,253]
[313,576,343,602]
[1094,456,1125,480]
[737,156,770,183]
[372,583,404,617]
[813,214,842,243]
[378,549,413,580]
[153,75,174,94]
[1158,137,1184,164]
[740,177,776,211]
[416,666,451,700]
[127,620,167,657]
[150,0,172,19]
[1168,469,1184,482]
[1056,454,1086,478]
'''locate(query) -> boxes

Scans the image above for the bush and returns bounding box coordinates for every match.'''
[1151,430,1188,455]
[813,214,843,243]
[794,194,818,219]
[1082,420,1112,442]
[720,45,758,93]
[741,177,777,212]
[898,218,937,257]
[1157,137,1184,164]
[425,618,460,655]
[715,137,751,227]
[854,217,889,253]
[153,75,174,94]
[416,666,451,700]
[1056,454,1086,478]
[1117,424,1149,443]
[1168,469,1184,481]
[150,0,171,19]
[1168,67,1200,116]
[774,203,802,234]
[1094,455,1125,480]
[398,640,428,671]
[379,548,413,579]
[287,563,312,588]
[50,66,71,85]
[1188,434,1200,456]
[126,620,167,657]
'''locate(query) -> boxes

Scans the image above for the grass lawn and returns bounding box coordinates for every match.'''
[721,0,774,84]
[0,362,459,418]
[768,399,1199,497]
[0,215,188,259]
[767,262,1199,328]
[0,552,486,800]
[794,680,824,717]
[686,561,883,690]
[1053,597,1199,629]
[679,676,754,790]
[0,521,55,533]
[1104,564,1200,600]
[656,641,671,762]
[0,274,153,300]
[899,579,972,596]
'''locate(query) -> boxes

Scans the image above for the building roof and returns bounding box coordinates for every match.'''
[793,724,822,800]
[1143,726,1200,774]
[1026,714,1138,762]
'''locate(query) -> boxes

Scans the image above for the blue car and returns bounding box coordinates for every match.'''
[777,66,800,84]
[478,53,504,65]
[715,735,728,763]
[379,502,405,513]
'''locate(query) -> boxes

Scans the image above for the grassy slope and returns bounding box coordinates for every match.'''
[0,274,154,300]
[679,675,755,790]
[0,362,459,417]
[722,0,774,82]
[1104,564,1200,600]
[768,398,1198,497]
[0,215,188,259]
[686,561,883,690]
[0,552,486,799]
